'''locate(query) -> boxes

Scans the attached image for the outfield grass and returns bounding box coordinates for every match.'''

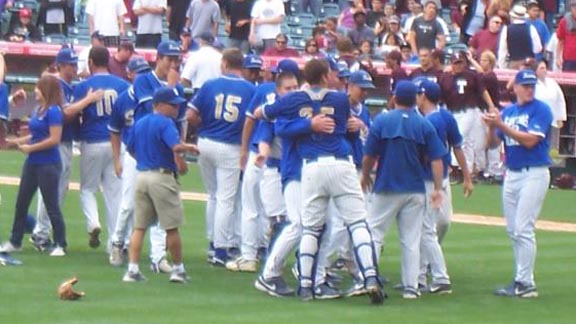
[1,150,575,323]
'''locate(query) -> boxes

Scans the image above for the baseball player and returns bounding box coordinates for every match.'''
[32,47,103,251]
[483,69,552,298]
[361,80,446,300]
[123,86,199,283]
[187,48,256,266]
[409,48,443,83]
[256,59,384,305]
[71,46,130,251]
[415,80,473,294]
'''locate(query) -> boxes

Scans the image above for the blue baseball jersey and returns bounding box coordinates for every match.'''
[0,83,9,121]
[497,99,553,170]
[27,105,63,165]
[348,103,372,169]
[132,71,187,126]
[73,74,130,143]
[423,107,463,180]
[247,82,277,152]
[364,108,447,193]
[108,86,137,146]
[128,113,181,172]
[59,78,76,142]
[190,74,256,145]
[263,88,352,160]
[274,117,312,187]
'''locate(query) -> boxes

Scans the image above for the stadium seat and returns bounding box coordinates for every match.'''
[286,15,301,27]
[296,13,316,27]
[321,3,340,18]
[43,33,68,44]
[445,43,468,56]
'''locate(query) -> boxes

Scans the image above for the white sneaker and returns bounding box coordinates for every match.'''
[169,270,190,283]
[150,258,172,273]
[225,257,257,272]
[0,241,22,253]
[109,244,123,267]
[50,246,66,257]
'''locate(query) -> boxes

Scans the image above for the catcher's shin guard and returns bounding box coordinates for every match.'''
[347,220,380,284]
[298,225,325,293]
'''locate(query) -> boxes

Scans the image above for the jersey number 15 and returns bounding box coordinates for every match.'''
[214,94,241,122]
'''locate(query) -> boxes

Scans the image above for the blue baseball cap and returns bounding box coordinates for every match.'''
[417,79,441,102]
[324,56,339,71]
[348,70,375,89]
[271,59,300,77]
[394,80,418,102]
[514,69,537,86]
[153,87,186,105]
[127,57,151,73]
[243,54,263,69]
[157,41,182,57]
[337,61,351,79]
[56,48,78,65]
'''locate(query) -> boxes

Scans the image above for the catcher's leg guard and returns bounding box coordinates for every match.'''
[347,220,380,285]
[298,225,325,292]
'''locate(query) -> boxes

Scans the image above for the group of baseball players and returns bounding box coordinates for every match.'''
[0,40,553,303]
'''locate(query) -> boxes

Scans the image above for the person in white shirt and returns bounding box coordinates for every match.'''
[535,59,566,152]
[249,0,285,52]
[133,0,167,48]
[77,31,105,79]
[186,0,220,42]
[180,31,222,90]
[86,0,127,47]
[497,5,542,69]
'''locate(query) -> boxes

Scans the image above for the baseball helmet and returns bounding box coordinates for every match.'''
[554,173,574,189]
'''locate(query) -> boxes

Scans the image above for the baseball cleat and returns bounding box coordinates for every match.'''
[88,228,101,249]
[169,270,190,283]
[225,257,258,272]
[429,283,452,295]
[122,271,146,282]
[255,276,295,297]
[345,280,368,297]
[109,244,124,267]
[49,246,66,257]
[313,283,342,300]
[150,258,173,274]
[365,276,385,305]
[0,252,23,266]
[29,234,53,252]
[210,248,229,267]
[291,262,300,280]
[0,241,22,253]
[298,286,314,302]
[494,282,538,298]
[402,287,422,300]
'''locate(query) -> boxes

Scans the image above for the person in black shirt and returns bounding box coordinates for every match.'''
[225,0,253,54]
[167,0,192,41]
[5,8,41,42]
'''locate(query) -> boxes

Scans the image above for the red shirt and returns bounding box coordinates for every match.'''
[439,69,486,111]
[557,18,576,61]
[262,47,300,57]
[469,29,500,57]
[108,56,129,81]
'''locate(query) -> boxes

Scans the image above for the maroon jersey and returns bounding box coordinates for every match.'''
[482,71,500,109]
[390,66,409,91]
[439,69,486,111]
[409,67,444,83]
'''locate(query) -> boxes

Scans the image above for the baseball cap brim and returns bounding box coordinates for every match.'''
[166,97,187,105]
[353,81,375,89]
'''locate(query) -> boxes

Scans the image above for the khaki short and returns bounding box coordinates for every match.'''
[134,170,184,230]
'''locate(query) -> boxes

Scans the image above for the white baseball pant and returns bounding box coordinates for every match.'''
[502,166,550,287]
[452,108,486,172]
[369,192,426,290]
[79,141,122,250]
[197,137,241,249]
[238,152,265,260]
[34,141,73,240]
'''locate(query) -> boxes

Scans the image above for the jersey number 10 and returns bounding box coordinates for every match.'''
[214,94,241,122]
[96,90,118,117]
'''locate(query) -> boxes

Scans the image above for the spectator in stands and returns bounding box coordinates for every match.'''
[186,0,220,42]
[0,1,13,34]
[469,15,502,59]
[384,3,396,18]
[366,0,385,28]
[323,16,340,53]
[526,0,550,61]
[535,59,566,152]
[339,0,364,33]
[225,0,252,54]
[86,0,127,47]
[401,0,422,34]
[302,37,324,59]
[108,41,135,81]
[378,15,403,45]
[167,0,191,40]
[181,31,222,90]
[249,0,285,52]
[430,48,445,70]
[385,50,409,91]
[77,31,105,78]
[37,0,72,36]
[497,5,542,69]
[133,0,166,49]
[5,8,42,43]
[486,0,512,24]
[299,0,321,16]
[373,15,388,43]
[399,42,419,64]
[546,15,561,72]
[262,33,299,57]
[358,39,376,60]
[459,0,490,44]
[407,0,448,54]
[179,27,198,53]
[347,11,376,47]
[311,26,326,50]
[556,0,576,72]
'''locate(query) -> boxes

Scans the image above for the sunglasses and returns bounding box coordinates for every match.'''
[276,40,287,44]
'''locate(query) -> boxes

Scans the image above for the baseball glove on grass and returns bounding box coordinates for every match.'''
[58,277,85,301]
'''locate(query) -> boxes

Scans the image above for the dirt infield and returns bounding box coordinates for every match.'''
[1,176,574,233]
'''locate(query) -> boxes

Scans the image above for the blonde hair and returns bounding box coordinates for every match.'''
[480,50,496,69]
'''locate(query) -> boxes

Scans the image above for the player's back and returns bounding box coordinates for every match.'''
[424,108,463,179]
[75,74,130,142]
[191,75,255,145]
[108,86,137,145]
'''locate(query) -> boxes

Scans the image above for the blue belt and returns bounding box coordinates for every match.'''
[508,166,531,172]
[303,155,352,164]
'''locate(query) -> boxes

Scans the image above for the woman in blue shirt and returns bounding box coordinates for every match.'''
[2,75,67,257]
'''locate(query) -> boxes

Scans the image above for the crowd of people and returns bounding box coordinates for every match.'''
[0,0,569,304]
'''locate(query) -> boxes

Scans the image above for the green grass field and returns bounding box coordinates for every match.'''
[1,150,575,323]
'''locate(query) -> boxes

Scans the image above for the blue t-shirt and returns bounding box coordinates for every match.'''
[246,82,276,152]
[364,108,447,193]
[348,103,372,169]
[263,88,352,160]
[423,107,463,180]
[497,99,553,170]
[129,113,181,172]
[27,105,63,165]
[528,19,550,58]
[59,78,76,142]
[73,73,130,143]
[190,74,256,145]
[0,83,9,121]
[108,86,137,146]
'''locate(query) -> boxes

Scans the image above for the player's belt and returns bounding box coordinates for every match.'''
[303,155,353,165]
[508,166,548,172]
